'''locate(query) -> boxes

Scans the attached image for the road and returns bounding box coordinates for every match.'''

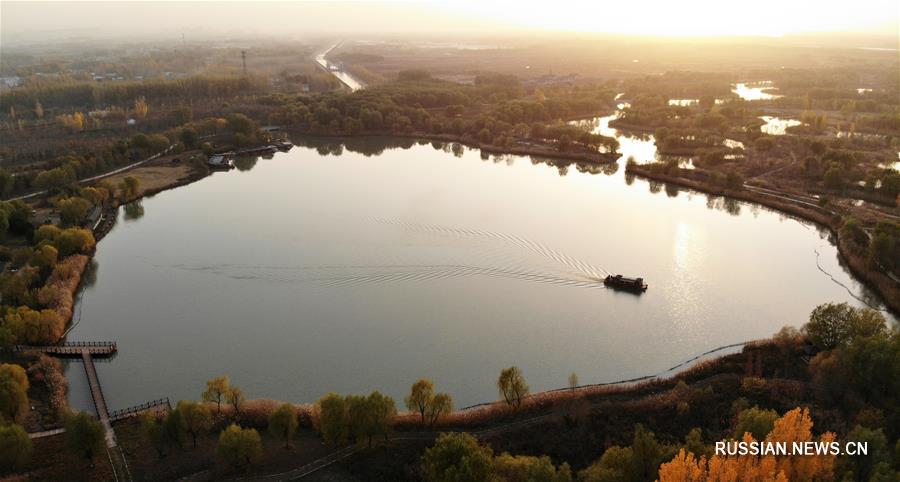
[9,144,175,202]
[315,42,366,92]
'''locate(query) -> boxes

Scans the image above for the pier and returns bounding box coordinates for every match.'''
[13,341,168,481]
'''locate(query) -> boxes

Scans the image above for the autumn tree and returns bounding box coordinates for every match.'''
[422,432,494,482]
[268,403,298,448]
[316,392,347,446]
[202,376,230,413]
[51,228,95,256]
[176,400,213,448]
[57,112,85,132]
[216,424,262,471]
[227,386,245,415]
[119,176,140,200]
[65,411,105,464]
[658,408,836,482]
[426,393,453,428]
[405,379,434,424]
[498,366,529,409]
[568,372,579,390]
[133,97,149,120]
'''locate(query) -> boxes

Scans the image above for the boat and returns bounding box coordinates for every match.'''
[235,145,277,157]
[603,274,648,293]
[207,154,234,170]
[272,140,293,151]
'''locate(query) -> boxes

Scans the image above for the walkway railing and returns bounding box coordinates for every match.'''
[109,398,171,422]
[12,341,117,356]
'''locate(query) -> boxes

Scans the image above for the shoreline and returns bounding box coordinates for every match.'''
[40,137,896,421]
[626,163,900,316]
[285,129,621,165]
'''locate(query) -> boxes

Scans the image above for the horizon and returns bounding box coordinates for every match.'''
[2,0,898,47]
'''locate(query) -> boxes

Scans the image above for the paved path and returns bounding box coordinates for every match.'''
[27,428,65,439]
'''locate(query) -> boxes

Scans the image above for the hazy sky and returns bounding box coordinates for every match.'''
[2,0,898,43]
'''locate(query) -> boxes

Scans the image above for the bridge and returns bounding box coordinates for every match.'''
[14,341,168,481]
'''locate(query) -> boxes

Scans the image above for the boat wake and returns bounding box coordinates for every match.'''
[161,262,604,290]
[156,220,608,290]
[370,218,609,280]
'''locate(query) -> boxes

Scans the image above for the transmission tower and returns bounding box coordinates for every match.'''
[241,50,248,77]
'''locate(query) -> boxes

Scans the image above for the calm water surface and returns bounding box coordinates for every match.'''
[733,82,781,101]
[66,137,890,412]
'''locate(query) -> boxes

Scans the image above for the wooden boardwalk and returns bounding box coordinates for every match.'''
[14,341,134,481]
[13,341,117,357]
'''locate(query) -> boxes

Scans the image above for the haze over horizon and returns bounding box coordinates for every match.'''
[2,0,898,47]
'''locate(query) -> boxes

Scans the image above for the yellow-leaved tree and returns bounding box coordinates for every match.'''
[658,408,835,482]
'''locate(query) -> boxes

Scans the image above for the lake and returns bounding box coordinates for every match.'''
[66,137,891,413]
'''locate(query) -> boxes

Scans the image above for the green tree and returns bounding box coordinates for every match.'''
[147,134,169,153]
[579,445,633,482]
[494,452,572,481]
[139,412,167,458]
[868,221,899,272]
[405,379,434,425]
[840,217,869,250]
[805,302,887,350]
[345,392,395,448]
[316,392,348,446]
[843,425,890,481]
[422,432,494,482]
[268,403,298,448]
[178,127,200,149]
[34,167,75,191]
[629,424,667,482]
[216,424,262,471]
[0,423,32,471]
[176,400,213,448]
[365,391,396,447]
[163,406,186,449]
[226,113,255,136]
[58,197,92,226]
[0,364,29,424]
[824,165,844,190]
[64,411,105,463]
[202,376,230,413]
[498,366,529,409]
[683,428,711,460]
[733,406,778,440]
